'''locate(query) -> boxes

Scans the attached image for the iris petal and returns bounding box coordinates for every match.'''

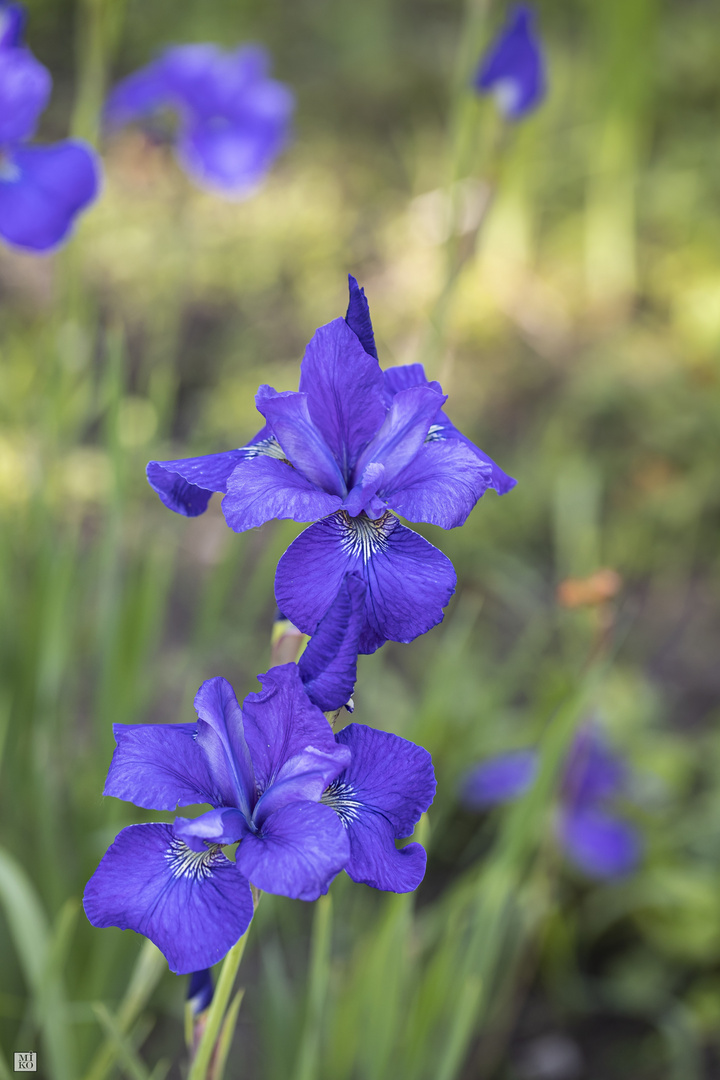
[385,441,492,529]
[147,448,254,517]
[193,678,256,816]
[275,511,457,654]
[461,750,538,809]
[352,385,446,487]
[0,141,99,252]
[383,364,516,496]
[104,723,219,812]
[298,573,366,711]
[325,724,436,892]
[298,318,386,480]
[83,823,254,974]
[559,808,642,880]
[0,44,50,144]
[345,274,378,359]
[236,800,349,900]
[255,387,346,495]
[241,664,340,793]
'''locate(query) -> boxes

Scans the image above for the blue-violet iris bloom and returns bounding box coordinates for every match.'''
[84,665,352,973]
[462,723,642,879]
[0,2,100,251]
[473,4,546,120]
[147,276,516,654]
[105,43,294,197]
[84,662,436,972]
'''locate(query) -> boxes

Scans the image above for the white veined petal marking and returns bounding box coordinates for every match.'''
[165,838,224,881]
[425,423,446,443]
[338,510,395,564]
[322,780,364,827]
[238,435,288,461]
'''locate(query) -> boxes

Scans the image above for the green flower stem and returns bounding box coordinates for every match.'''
[292,893,334,1080]
[420,0,519,371]
[187,900,257,1080]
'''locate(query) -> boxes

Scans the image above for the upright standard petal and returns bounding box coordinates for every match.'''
[240,664,339,793]
[345,274,378,359]
[104,723,219,811]
[461,750,538,809]
[83,823,254,974]
[193,677,256,816]
[298,318,386,481]
[473,4,546,120]
[222,456,343,531]
[0,141,99,252]
[325,724,436,892]
[559,808,642,880]
[275,511,457,654]
[236,800,349,900]
[0,43,50,144]
[383,364,516,496]
[298,574,366,711]
[383,440,492,529]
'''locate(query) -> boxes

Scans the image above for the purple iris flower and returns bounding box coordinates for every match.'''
[147,276,515,654]
[84,665,352,973]
[0,2,100,251]
[473,4,546,120]
[84,654,437,971]
[462,724,642,879]
[104,43,294,197]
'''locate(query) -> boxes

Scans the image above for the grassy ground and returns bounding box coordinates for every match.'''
[2,0,720,1077]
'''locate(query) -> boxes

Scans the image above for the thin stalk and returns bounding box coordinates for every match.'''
[187,924,253,1080]
[292,894,334,1080]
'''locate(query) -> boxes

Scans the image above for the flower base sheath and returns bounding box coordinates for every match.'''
[147,277,515,653]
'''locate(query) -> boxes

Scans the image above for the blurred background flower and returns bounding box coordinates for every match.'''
[0,1,99,250]
[105,43,294,197]
[462,722,643,878]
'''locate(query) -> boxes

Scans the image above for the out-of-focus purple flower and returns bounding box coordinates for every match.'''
[105,43,294,197]
[147,276,515,654]
[0,1,100,252]
[187,968,214,1015]
[461,723,642,880]
[461,748,537,807]
[473,4,546,120]
[84,666,351,973]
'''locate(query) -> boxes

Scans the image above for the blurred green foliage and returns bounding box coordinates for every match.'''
[2,0,720,1077]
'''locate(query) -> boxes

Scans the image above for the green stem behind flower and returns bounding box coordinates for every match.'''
[187,921,254,1080]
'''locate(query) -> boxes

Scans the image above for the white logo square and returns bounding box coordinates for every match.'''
[14,1053,37,1072]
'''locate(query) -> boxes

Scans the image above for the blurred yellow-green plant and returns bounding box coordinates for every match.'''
[2,0,720,1078]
